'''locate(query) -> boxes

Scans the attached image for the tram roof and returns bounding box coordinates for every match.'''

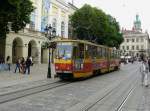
[52,39,109,49]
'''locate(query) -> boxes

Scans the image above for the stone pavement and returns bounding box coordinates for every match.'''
[0,64,57,88]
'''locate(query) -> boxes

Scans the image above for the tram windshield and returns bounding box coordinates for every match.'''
[56,42,73,60]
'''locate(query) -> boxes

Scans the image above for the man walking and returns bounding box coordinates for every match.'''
[24,57,32,74]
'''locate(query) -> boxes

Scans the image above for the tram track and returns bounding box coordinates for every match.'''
[0,80,70,104]
[87,72,138,111]
[86,78,138,111]
[67,68,139,111]
[116,84,136,111]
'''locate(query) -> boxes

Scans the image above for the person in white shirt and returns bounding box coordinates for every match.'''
[140,59,149,87]
[29,56,33,66]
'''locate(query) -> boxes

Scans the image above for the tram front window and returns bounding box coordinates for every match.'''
[56,43,72,60]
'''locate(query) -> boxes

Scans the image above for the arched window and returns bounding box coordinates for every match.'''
[52,18,57,31]
[30,9,37,30]
[61,21,65,37]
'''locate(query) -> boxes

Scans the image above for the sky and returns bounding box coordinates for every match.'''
[66,0,150,33]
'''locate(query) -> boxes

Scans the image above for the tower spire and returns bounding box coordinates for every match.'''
[71,0,74,5]
[134,14,142,32]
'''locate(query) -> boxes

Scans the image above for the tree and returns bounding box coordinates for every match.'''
[0,0,34,38]
[102,15,124,48]
[70,4,94,40]
[70,4,124,48]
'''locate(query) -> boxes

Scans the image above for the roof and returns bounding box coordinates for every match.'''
[68,3,78,10]
[51,39,108,48]
[122,30,143,34]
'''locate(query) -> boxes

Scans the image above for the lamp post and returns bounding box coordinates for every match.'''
[45,24,56,78]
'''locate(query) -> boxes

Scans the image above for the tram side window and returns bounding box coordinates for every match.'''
[92,46,97,59]
[117,51,120,59]
[113,51,115,59]
[105,48,108,58]
[102,48,104,58]
[108,49,111,58]
[116,51,118,59]
[115,51,118,59]
[88,45,93,58]
[102,48,105,58]
[111,50,114,58]
[104,48,108,58]
[97,47,102,58]
[85,45,89,58]
[118,51,120,58]
[114,50,117,59]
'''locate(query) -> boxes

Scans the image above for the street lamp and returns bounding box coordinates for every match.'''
[44,24,56,78]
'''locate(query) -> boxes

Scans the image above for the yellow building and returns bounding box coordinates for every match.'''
[0,0,77,64]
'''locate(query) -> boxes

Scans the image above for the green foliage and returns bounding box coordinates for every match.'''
[70,4,124,48]
[0,0,34,38]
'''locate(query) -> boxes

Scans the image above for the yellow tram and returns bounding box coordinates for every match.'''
[53,39,121,80]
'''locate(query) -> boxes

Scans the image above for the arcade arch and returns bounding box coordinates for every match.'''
[28,40,38,63]
[12,37,23,63]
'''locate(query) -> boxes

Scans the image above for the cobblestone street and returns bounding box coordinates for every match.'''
[0,64,56,88]
[0,62,149,111]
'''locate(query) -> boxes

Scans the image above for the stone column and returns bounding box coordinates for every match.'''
[31,45,41,64]
[37,46,41,64]
[22,43,28,60]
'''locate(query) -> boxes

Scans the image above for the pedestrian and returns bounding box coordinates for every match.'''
[148,58,150,72]
[14,58,20,73]
[20,57,25,74]
[0,57,2,71]
[1,57,6,71]
[29,56,33,66]
[24,57,32,74]
[6,56,11,71]
[140,59,149,87]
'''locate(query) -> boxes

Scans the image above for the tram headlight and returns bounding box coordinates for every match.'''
[81,63,83,69]
[55,66,58,70]
[67,66,70,70]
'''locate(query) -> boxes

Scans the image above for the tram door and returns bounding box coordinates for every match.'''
[73,43,84,70]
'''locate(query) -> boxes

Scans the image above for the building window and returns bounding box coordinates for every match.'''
[141,38,144,42]
[122,46,125,50]
[29,21,35,30]
[61,21,65,37]
[30,10,36,30]
[136,38,139,42]
[126,39,129,42]
[52,18,57,31]
[141,45,144,50]
[127,46,129,50]
[132,46,134,50]
[132,39,134,42]
[136,45,139,50]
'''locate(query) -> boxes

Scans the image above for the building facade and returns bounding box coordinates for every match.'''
[68,3,78,38]
[0,0,77,64]
[120,14,150,58]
